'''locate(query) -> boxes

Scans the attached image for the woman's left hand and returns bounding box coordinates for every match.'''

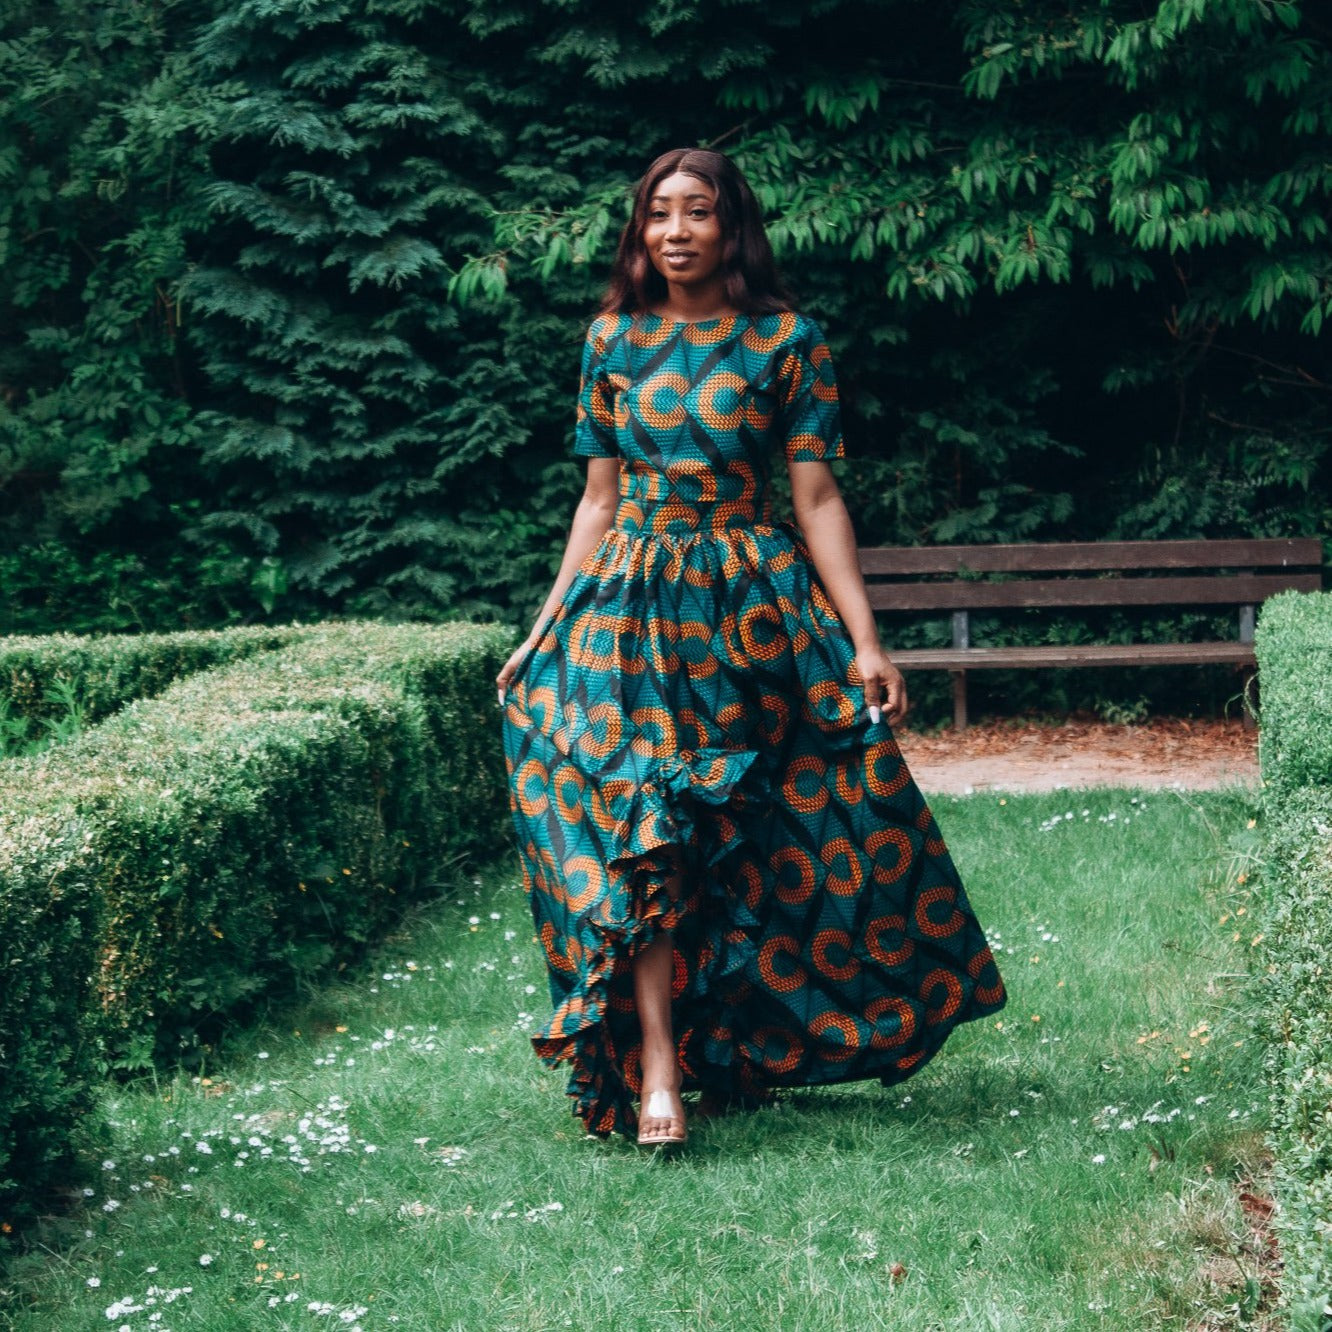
[855,646,908,727]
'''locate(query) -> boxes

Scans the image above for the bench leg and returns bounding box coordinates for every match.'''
[951,670,968,730]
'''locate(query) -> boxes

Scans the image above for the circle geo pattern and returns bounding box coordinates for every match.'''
[502,310,1007,1136]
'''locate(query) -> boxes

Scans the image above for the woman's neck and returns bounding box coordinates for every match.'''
[651,279,736,324]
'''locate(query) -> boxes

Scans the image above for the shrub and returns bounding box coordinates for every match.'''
[0,814,101,1228]
[1254,590,1332,794]
[1252,786,1332,1331]
[1251,591,1332,1329]
[0,620,513,1227]
[0,624,307,750]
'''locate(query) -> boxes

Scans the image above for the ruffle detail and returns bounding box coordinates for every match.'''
[525,745,761,1137]
[530,844,682,1137]
[606,746,759,867]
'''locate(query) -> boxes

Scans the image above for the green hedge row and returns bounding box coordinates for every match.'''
[1252,591,1332,1330]
[0,620,512,1227]
[1256,592,1332,795]
[0,625,308,749]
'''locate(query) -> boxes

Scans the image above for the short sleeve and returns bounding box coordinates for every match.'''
[778,317,845,462]
[573,319,619,458]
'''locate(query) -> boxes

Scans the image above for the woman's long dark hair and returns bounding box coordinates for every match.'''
[599,148,794,316]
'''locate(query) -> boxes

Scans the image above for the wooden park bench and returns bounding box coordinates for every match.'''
[860,538,1324,729]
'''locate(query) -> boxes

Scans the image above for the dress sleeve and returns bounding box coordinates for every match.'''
[777,317,846,462]
[573,319,619,458]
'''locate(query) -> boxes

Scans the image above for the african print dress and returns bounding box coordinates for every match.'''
[501,309,1006,1137]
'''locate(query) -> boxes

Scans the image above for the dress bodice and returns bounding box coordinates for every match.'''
[575,310,845,538]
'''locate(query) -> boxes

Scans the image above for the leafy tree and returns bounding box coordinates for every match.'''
[466,0,1332,558]
[1,0,1327,722]
[0,0,251,633]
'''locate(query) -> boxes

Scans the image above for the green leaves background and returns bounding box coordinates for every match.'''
[1,0,1328,678]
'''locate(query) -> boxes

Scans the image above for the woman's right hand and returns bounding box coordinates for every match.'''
[496,636,539,705]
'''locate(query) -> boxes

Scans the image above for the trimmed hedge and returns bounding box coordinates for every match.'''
[0,624,308,743]
[1255,591,1332,794]
[1252,591,1332,1330]
[0,620,512,1227]
[0,813,102,1224]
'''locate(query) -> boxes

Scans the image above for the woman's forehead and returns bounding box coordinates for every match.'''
[649,171,716,201]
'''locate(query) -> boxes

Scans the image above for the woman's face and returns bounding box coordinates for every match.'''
[642,171,726,296]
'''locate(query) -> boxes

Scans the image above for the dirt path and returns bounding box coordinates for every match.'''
[896,717,1260,794]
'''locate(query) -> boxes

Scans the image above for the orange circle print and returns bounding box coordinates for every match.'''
[561,855,609,911]
[866,826,913,886]
[809,1011,862,1061]
[920,968,964,1025]
[820,837,865,896]
[968,944,1006,1007]
[630,705,678,758]
[576,701,624,760]
[515,758,549,817]
[866,996,916,1050]
[758,935,808,993]
[915,884,964,938]
[553,766,585,824]
[865,913,913,969]
[865,742,910,798]
[772,846,817,905]
[696,370,749,432]
[782,754,829,814]
[810,929,860,982]
[742,311,797,355]
[636,372,690,429]
[739,602,787,663]
[752,1024,804,1074]
[806,680,856,728]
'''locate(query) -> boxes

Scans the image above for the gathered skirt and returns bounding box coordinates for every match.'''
[500,517,1007,1136]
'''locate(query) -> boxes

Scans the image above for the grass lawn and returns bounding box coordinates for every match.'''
[0,787,1272,1331]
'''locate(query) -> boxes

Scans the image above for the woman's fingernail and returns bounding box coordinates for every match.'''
[497,689,505,707]
[869,706,881,724]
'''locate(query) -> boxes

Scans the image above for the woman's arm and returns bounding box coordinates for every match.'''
[496,456,620,698]
[788,459,908,726]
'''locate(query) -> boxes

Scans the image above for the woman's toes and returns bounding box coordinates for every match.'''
[640,1087,687,1142]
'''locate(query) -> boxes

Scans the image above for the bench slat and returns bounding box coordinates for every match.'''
[867,572,1322,612]
[890,642,1257,670]
[859,537,1322,577]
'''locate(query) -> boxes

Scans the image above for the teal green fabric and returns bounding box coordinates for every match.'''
[502,310,1007,1136]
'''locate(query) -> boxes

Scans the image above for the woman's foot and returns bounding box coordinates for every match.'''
[637,1083,687,1147]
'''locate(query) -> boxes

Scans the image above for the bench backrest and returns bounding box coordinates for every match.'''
[860,538,1323,612]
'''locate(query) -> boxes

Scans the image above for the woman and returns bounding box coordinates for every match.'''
[497,148,1006,1148]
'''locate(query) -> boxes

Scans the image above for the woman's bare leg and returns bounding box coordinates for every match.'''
[633,851,686,1142]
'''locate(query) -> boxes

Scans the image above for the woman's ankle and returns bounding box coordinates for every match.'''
[639,1048,681,1093]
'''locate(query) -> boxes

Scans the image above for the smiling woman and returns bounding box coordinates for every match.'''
[642,173,727,311]
[496,147,1007,1150]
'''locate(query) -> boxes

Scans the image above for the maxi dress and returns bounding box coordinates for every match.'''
[501,309,1007,1137]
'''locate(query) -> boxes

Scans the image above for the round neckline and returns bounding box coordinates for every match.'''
[639,310,743,328]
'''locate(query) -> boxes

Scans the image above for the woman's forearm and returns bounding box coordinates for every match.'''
[524,491,618,639]
[795,492,883,657]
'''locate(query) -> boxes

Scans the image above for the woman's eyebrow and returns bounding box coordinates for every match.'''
[649,192,713,203]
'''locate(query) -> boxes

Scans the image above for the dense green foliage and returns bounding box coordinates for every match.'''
[0,0,246,628]
[1255,589,1332,790]
[0,620,511,1226]
[1252,591,1332,1330]
[0,624,305,754]
[1,0,1329,714]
